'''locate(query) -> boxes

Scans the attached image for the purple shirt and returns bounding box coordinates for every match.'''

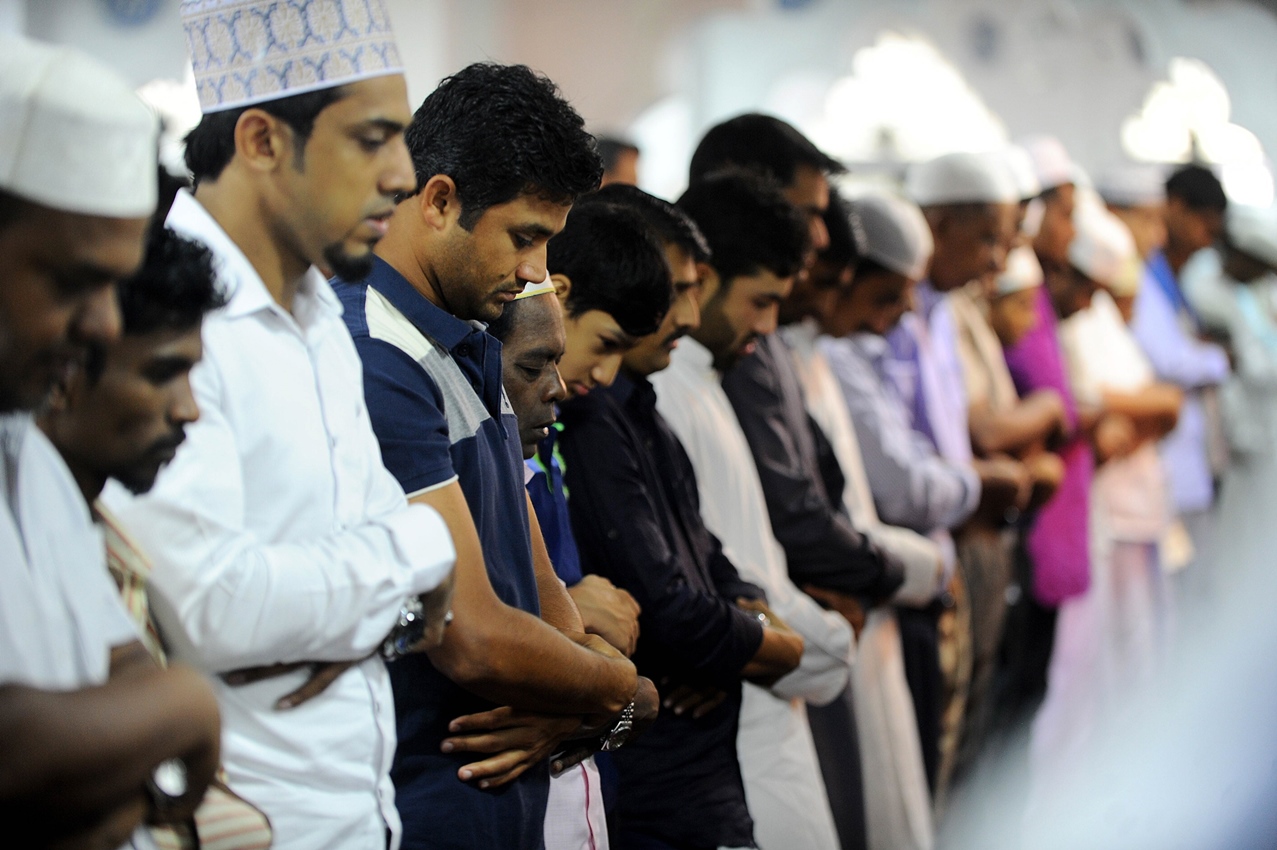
[1003,286,1094,606]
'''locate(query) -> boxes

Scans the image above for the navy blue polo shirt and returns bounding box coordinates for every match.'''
[334,257,546,850]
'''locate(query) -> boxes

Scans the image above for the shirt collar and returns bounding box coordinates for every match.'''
[362,255,485,351]
[605,369,657,413]
[671,335,718,379]
[915,279,945,320]
[167,190,339,327]
[848,331,890,362]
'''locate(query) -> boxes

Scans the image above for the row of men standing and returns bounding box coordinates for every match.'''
[3,0,1261,848]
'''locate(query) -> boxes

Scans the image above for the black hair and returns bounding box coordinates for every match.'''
[850,257,893,284]
[577,184,711,262]
[486,295,526,342]
[0,188,31,232]
[183,85,347,185]
[404,63,603,230]
[596,136,640,172]
[689,113,844,186]
[119,227,224,335]
[83,226,224,383]
[819,188,859,272]
[1166,163,1227,212]
[676,169,810,285]
[546,203,671,338]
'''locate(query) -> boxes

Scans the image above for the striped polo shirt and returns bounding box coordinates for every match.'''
[334,256,546,850]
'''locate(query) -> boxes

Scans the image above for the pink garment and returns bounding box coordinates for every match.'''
[1003,287,1094,605]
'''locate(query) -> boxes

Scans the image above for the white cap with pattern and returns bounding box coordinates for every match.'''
[182,0,404,114]
[1096,162,1167,208]
[0,34,157,218]
[1018,135,1074,192]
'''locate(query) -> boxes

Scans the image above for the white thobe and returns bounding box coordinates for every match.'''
[105,191,455,850]
[0,414,154,849]
[652,337,845,850]
[781,320,937,850]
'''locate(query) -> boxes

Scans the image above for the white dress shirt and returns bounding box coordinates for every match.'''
[652,337,846,850]
[105,191,455,850]
[0,414,156,850]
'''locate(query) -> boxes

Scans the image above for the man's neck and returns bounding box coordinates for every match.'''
[194,180,311,313]
[34,417,106,505]
[375,216,449,311]
[1164,240,1193,279]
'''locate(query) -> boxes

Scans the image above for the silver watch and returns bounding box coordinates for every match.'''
[381,597,427,661]
[599,700,636,751]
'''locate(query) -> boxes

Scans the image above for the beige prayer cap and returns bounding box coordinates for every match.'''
[851,191,934,282]
[1070,202,1139,291]
[0,34,157,218]
[183,0,404,114]
[905,151,1020,207]
[1003,146,1042,201]
[995,246,1045,297]
[1096,162,1167,209]
[1018,135,1074,192]
[1226,204,1277,270]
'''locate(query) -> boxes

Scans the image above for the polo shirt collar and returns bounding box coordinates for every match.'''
[364,255,486,351]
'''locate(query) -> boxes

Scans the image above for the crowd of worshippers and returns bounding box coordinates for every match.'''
[5,0,1277,849]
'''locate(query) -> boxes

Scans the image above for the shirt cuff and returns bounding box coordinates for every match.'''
[382,502,456,596]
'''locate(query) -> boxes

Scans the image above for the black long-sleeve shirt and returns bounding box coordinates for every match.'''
[722,332,904,602]
[559,371,764,850]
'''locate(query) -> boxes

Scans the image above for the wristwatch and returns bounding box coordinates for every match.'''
[146,758,188,813]
[599,700,636,752]
[381,597,427,661]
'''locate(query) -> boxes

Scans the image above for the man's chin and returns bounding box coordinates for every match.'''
[323,244,376,282]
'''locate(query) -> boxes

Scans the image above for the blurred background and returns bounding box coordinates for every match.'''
[5,0,1276,202]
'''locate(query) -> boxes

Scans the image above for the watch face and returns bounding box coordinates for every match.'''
[152,758,188,798]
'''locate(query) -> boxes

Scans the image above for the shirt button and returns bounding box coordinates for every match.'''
[606,528,618,540]
[457,344,471,357]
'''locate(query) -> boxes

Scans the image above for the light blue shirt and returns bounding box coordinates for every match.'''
[1131,254,1231,514]
[821,333,980,541]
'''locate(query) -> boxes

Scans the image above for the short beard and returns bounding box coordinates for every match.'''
[323,244,375,282]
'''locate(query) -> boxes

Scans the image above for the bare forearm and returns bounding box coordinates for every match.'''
[428,609,636,715]
[970,395,1062,456]
[0,665,218,838]
[1101,388,1180,440]
[741,626,804,686]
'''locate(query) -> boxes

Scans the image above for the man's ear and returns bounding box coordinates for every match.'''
[551,273,572,307]
[234,109,290,174]
[696,262,722,304]
[418,175,462,233]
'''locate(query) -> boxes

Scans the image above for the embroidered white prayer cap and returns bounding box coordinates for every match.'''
[1070,201,1139,290]
[0,34,157,218]
[851,191,934,282]
[994,245,1045,296]
[1017,135,1074,192]
[1226,204,1277,270]
[182,0,404,114]
[905,151,1019,207]
[1096,162,1167,208]
[1003,146,1041,201]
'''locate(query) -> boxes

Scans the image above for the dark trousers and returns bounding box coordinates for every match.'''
[807,683,868,850]
[896,603,942,796]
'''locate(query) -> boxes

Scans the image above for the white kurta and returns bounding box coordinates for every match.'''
[652,337,845,850]
[781,320,937,850]
[0,414,153,850]
[106,191,455,850]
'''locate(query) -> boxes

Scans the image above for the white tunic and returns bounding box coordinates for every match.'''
[0,414,153,849]
[105,191,455,850]
[652,337,845,850]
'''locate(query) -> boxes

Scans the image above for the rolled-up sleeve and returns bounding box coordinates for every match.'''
[107,350,455,673]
